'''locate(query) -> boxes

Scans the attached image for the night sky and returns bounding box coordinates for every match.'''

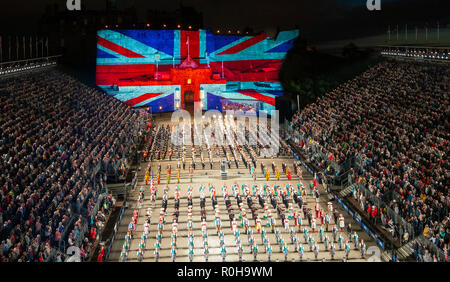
[0,0,448,41]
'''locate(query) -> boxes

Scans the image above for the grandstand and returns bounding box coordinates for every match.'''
[287,60,449,262]
[0,0,449,266]
[1,43,448,263]
[0,67,143,262]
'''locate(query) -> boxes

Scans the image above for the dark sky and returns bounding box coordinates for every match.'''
[0,0,448,41]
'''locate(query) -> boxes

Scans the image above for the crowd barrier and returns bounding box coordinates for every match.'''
[102,120,146,261]
[288,139,388,251]
[286,123,442,253]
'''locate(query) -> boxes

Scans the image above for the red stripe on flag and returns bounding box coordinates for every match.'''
[125,93,163,106]
[237,89,275,106]
[218,33,267,55]
[97,36,145,58]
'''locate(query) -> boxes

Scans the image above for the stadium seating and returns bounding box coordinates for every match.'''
[288,61,449,261]
[0,69,139,262]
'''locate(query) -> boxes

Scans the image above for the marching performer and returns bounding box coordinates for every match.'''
[125,232,131,247]
[255,216,262,233]
[293,236,299,252]
[296,213,303,231]
[253,244,258,261]
[221,246,227,262]
[297,182,302,195]
[171,238,177,249]
[320,210,325,226]
[261,227,266,241]
[139,239,145,250]
[283,242,289,262]
[353,232,359,249]
[263,235,269,249]
[315,202,321,219]
[360,240,366,259]
[154,246,160,262]
[267,215,275,233]
[128,220,135,238]
[188,246,194,262]
[313,243,320,260]
[120,248,127,262]
[338,233,344,250]
[275,228,281,242]
[248,229,254,241]
[137,248,144,262]
[201,219,207,234]
[232,219,238,233]
[215,217,222,233]
[319,225,324,243]
[311,217,316,233]
[344,240,351,260]
[266,243,272,262]
[188,233,194,249]
[236,236,241,247]
[278,236,284,252]
[154,237,161,250]
[122,241,129,253]
[293,211,298,227]
[263,205,269,220]
[290,228,296,243]
[145,170,150,185]
[332,225,338,242]
[204,246,209,262]
[330,243,336,260]
[171,246,176,262]
[249,236,255,249]
[308,235,314,252]
[156,230,162,242]
[298,243,304,261]
[171,230,177,243]
[324,235,330,251]
[167,166,171,184]
[303,227,309,243]
[284,217,290,232]
[324,213,330,232]
[187,218,193,233]
[243,216,249,234]
[238,244,244,262]
[338,214,345,232]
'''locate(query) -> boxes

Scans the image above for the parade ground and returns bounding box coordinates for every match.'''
[108,117,380,262]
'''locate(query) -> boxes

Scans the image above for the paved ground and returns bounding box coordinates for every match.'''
[108,118,379,262]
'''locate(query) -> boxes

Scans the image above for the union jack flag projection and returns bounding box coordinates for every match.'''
[96,29,299,113]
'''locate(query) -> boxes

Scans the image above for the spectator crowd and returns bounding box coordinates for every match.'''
[0,69,138,262]
[289,61,449,261]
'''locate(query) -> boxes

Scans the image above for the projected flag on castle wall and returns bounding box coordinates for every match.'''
[96,29,299,113]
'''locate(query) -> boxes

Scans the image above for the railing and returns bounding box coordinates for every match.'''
[103,120,145,261]
[352,182,416,243]
[287,141,387,251]
[104,204,126,262]
[284,123,426,260]
[284,123,344,174]
[416,235,447,262]
[0,55,62,76]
